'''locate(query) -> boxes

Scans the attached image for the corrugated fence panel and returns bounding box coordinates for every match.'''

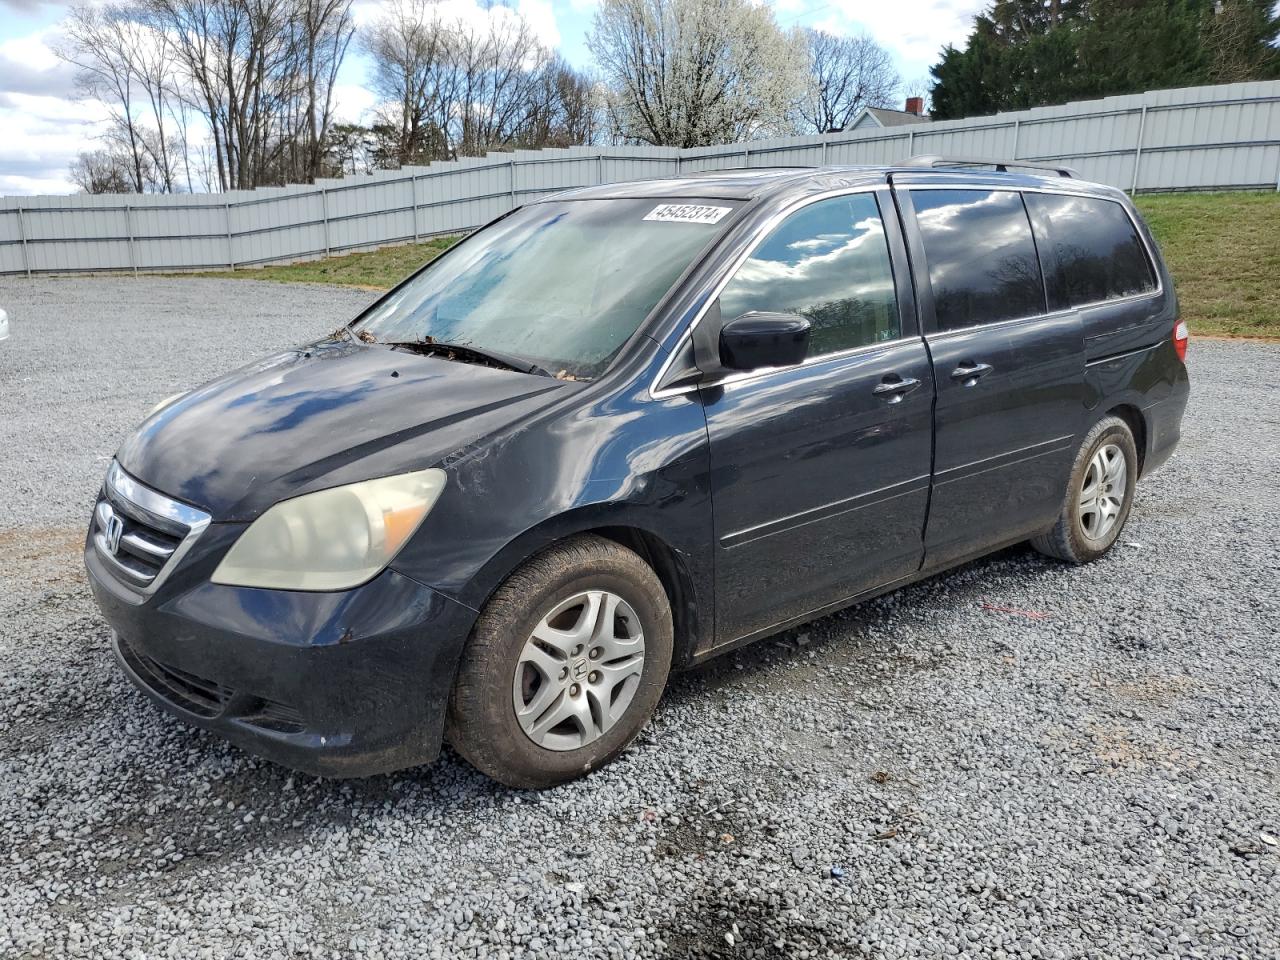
[2,80,1278,275]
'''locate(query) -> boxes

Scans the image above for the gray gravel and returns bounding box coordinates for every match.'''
[2,276,1278,959]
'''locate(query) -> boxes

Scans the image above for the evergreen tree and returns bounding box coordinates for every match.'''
[930,0,1280,120]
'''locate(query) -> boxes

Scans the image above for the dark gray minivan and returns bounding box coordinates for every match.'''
[87,159,1189,788]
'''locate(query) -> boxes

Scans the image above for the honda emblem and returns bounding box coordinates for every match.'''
[105,513,124,556]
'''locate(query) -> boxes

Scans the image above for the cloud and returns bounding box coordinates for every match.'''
[812,0,987,73]
[0,24,106,196]
[331,80,378,124]
[0,91,110,195]
[0,27,78,98]
[0,0,57,12]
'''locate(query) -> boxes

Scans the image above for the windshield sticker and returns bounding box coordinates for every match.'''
[643,204,732,225]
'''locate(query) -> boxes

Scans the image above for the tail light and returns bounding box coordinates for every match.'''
[1173,320,1188,362]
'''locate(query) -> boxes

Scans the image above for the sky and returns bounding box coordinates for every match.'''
[0,0,989,196]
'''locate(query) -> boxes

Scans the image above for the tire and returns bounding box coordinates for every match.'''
[1032,415,1138,564]
[446,534,673,789]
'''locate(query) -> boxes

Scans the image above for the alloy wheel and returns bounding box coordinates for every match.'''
[512,590,646,751]
[1078,442,1127,541]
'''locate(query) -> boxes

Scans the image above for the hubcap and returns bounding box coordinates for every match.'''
[1078,442,1127,541]
[512,590,645,752]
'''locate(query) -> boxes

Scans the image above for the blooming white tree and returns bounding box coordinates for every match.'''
[588,0,806,147]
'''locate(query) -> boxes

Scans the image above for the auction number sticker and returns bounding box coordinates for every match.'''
[643,204,733,225]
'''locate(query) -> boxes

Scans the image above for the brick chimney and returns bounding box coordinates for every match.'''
[905,96,924,116]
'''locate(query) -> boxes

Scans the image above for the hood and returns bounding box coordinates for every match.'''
[116,338,565,520]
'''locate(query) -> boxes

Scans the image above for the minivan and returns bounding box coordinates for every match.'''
[85,160,1190,788]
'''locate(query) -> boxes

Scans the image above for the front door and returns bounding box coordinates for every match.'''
[699,189,934,646]
[898,186,1088,569]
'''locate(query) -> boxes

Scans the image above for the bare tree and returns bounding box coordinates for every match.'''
[521,58,602,148]
[143,0,354,191]
[797,29,899,133]
[58,4,150,192]
[68,149,136,194]
[364,0,450,166]
[588,0,805,147]
[364,1,591,164]
[445,11,554,156]
[57,3,192,192]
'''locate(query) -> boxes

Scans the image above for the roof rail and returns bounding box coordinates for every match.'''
[897,155,1079,178]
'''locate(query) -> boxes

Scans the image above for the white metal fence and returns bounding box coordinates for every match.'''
[3,79,1278,277]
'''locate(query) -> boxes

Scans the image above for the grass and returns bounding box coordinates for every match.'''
[197,235,458,289]
[200,191,1280,338]
[1135,191,1280,338]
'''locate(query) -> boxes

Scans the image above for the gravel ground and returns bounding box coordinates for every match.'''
[1,276,1278,960]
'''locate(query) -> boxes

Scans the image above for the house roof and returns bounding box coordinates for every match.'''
[853,107,932,129]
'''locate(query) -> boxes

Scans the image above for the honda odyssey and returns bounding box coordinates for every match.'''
[85,161,1190,788]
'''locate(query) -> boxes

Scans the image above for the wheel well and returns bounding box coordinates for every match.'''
[593,526,701,667]
[1105,403,1147,475]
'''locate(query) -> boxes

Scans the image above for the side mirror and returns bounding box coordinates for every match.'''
[718,312,810,372]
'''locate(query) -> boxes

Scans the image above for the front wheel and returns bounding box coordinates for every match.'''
[1032,415,1138,564]
[447,535,673,789]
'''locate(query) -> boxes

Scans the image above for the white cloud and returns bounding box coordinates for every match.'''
[813,0,987,72]
[331,80,378,124]
[0,91,110,195]
[0,25,102,195]
[518,0,560,48]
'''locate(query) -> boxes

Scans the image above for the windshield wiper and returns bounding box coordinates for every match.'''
[381,340,554,378]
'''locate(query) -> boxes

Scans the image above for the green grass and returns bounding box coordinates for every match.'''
[1135,191,1280,338]
[197,235,459,289]
[200,191,1280,339]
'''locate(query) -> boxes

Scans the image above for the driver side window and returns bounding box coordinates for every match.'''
[718,193,900,358]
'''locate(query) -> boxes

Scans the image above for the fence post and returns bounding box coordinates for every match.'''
[742,145,750,167]
[226,202,235,270]
[1011,120,1021,159]
[321,188,330,257]
[596,153,605,184]
[124,200,138,277]
[907,130,915,158]
[821,139,829,165]
[412,175,421,242]
[509,156,518,207]
[1129,105,1148,195]
[17,206,31,278]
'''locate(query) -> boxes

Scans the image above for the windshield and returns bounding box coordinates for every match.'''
[354,198,740,379]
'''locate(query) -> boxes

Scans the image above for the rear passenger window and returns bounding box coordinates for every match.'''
[1025,193,1156,307]
[910,189,1045,331]
[718,193,899,357]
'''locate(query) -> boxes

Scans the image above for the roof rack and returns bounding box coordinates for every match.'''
[897,155,1079,178]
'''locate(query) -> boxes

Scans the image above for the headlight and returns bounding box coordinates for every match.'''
[211,469,446,591]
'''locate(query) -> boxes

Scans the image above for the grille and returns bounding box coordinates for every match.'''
[241,697,307,734]
[118,634,232,717]
[117,635,307,732]
[91,462,210,595]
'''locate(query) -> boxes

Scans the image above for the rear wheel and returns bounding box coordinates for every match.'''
[447,535,673,789]
[1032,415,1138,564]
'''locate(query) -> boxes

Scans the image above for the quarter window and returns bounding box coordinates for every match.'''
[910,189,1046,331]
[718,193,899,357]
[1025,193,1156,308]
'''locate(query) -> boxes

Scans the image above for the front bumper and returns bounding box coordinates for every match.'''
[87,527,479,778]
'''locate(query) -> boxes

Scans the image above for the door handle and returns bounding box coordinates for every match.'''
[950,362,993,385]
[873,376,921,403]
